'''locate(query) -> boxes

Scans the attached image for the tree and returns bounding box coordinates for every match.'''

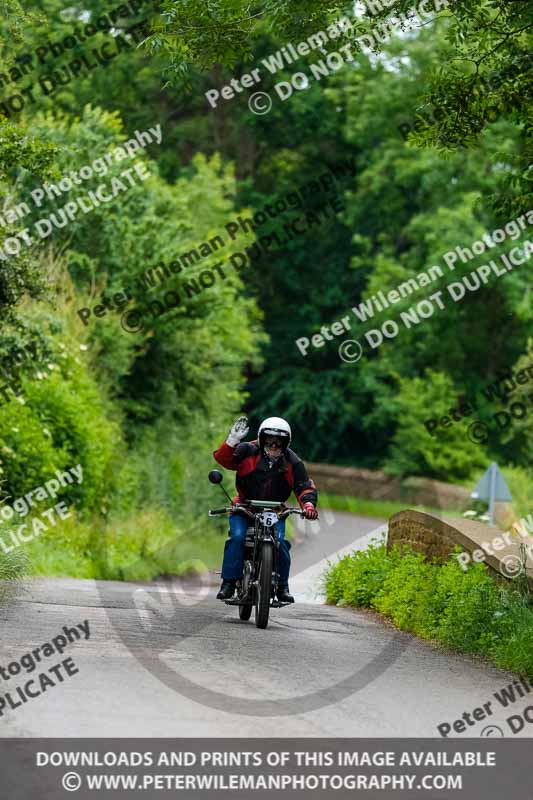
[244,26,532,476]
[145,0,367,78]
[405,0,533,219]
[385,370,487,479]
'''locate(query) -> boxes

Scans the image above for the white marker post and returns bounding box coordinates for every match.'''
[471,462,513,527]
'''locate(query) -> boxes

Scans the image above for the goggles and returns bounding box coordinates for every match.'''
[264,436,284,448]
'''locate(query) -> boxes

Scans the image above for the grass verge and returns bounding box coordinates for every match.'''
[323,543,533,679]
[319,492,465,520]
[11,508,291,582]
[21,508,225,580]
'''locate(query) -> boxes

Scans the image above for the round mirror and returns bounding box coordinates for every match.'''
[208,469,223,484]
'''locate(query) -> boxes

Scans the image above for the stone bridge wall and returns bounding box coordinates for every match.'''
[388,510,533,589]
[308,462,470,510]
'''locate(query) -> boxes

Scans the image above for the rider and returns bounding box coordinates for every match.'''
[213,415,318,603]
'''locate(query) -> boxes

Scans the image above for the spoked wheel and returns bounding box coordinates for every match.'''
[239,559,253,621]
[255,541,273,629]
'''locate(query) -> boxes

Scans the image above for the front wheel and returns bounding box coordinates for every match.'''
[255,541,273,629]
[239,559,253,621]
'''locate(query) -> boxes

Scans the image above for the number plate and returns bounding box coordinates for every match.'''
[257,511,279,527]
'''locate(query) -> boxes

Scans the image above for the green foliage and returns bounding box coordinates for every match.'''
[426,554,503,652]
[0,341,122,510]
[324,543,533,678]
[23,507,224,580]
[242,26,531,478]
[0,0,530,592]
[372,549,439,636]
[410,0,533,219]
[385,370,487,479]
[324,543,402,607]
[0,88,264,584]
[147,0,366,77]
[0,118,56,340]
[495,341,533,462]
[0,547,28,582]
[143,0,532,221]
[0,547,28,605]
[0,0,43,50]
[502,466,532,522]
[319,491,465,520]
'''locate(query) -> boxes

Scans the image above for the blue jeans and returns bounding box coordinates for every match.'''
[221,513,291,583]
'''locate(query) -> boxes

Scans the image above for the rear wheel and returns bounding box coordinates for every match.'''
[239,603,252,621]
[255,541,273,629]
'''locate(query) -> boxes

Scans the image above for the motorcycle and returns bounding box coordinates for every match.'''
[208,469,317,629]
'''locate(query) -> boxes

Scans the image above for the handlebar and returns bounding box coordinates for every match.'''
[208,503,318,520]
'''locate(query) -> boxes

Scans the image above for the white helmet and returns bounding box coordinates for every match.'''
[258,417,291,451]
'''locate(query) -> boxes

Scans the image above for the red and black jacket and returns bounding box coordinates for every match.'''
[213,439,317,508]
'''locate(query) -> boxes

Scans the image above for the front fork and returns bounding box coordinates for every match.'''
[258,530,281,599]
[241,529,281,601]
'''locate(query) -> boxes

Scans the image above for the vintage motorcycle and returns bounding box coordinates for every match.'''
[208,469,316,629]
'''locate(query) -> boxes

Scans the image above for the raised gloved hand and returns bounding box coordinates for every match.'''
[226,415,249,447]
[302,502,318,520]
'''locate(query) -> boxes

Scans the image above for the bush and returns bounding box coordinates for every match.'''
[324,543,402,607]
[373,549,439,636]
[324,543,533,679]
[0,351,122,514]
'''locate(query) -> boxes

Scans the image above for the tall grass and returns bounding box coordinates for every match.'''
[21,507,225,581]
[0,548,29,603]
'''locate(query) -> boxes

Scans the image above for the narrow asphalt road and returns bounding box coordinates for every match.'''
[0,510,528,738]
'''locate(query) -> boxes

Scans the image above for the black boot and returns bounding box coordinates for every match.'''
[276,584,294,603]
[216,579,236,600]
